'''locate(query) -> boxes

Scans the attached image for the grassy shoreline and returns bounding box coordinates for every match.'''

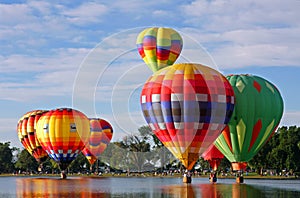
[1,173,299,180]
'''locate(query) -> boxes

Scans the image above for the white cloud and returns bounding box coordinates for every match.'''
[110,0,145,13]
[0,47,89,73]
[62,2,108,24]
[280,111,300,127]
[182,0,300,30]
[212,43,299,69]
[0,118,22,148]
[27,1,53,15]
[178,0,300,69]
[152,10,169,17]
[0,3,33,25]
[0,47,91,102]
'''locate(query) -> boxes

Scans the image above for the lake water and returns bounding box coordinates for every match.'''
[1,176,299,197]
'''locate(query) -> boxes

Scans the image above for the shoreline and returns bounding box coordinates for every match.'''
[1,173,299,180]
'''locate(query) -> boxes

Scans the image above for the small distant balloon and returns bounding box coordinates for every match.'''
[202,144,224,171]
[82,118,113,165]
[136,27,183,73]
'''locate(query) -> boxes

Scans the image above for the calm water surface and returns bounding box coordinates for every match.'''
[1,176,300,197]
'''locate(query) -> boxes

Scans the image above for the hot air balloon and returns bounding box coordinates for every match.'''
[82,118,113,166]
[140,63,235,181]
[36,108,90,178]
[202,144,224,182]
[136,27,183,73]
[214,74,284,182]
[202,144,224,171]
[17,110,49,163]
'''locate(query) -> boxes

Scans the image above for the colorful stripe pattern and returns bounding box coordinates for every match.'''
[140,63,235,170]
[36,108,90,170]
[214,74,284,170]
[17,110,49,163]
[82,118,113,165]
[136,27,183,72]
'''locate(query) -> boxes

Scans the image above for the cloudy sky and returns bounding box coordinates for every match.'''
[1,0,300,148]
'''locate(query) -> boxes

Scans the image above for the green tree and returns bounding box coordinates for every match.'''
[120,134,151,172]
[138,125,163,149]
[101,126,173,173]
[198,157,210,171]
[0,142,16,173]
[283,126,300,172]
[40,157,59,174]
[218,157,231,172]
[138,126,174,171]
[250,126,300,174]
[69,153,90,173]
[14,149,38,173]
[101,142,131,172]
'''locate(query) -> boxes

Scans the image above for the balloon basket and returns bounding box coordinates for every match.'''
[209,177,217,183]
[236,176,244,183]
[183,176,192,183]
[60,171,67,179]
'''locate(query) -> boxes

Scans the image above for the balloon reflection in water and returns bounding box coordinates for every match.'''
[161,184,196,198]
[199,183,263,198]
[161,183,263,198]
[16,178,108,198]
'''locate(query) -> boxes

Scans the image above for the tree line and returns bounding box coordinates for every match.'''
[0,126,299,175]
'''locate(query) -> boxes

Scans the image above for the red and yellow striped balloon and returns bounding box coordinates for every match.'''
[36,108,90,171]
[17,110,49,163]
[82,118,113,165]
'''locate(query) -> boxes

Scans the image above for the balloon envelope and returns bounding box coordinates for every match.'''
[82,118,113,165]
[202,144,224,171]
[140,63,235,170]
[136,27,183,72]
[36,108,90,171]
[214,74,284,170]
[17,110,49,163]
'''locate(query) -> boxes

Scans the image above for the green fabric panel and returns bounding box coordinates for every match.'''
[145,27,158,37]
[171,32,183,41]
[157,38,171,47]
[136,29,148,44]
[215,137,235,162]
[254,120,275,154]
[236,119,246,153]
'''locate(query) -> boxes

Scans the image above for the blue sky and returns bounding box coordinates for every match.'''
[1,0,300,148]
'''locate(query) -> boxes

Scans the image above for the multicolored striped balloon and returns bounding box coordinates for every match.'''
[136,27,183,73]
[36,108,90,171]
[202,144,224,171]
[140,63,235,170]
[82,118,113,165]
[17,110,49,163]
[214,74,284,171]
